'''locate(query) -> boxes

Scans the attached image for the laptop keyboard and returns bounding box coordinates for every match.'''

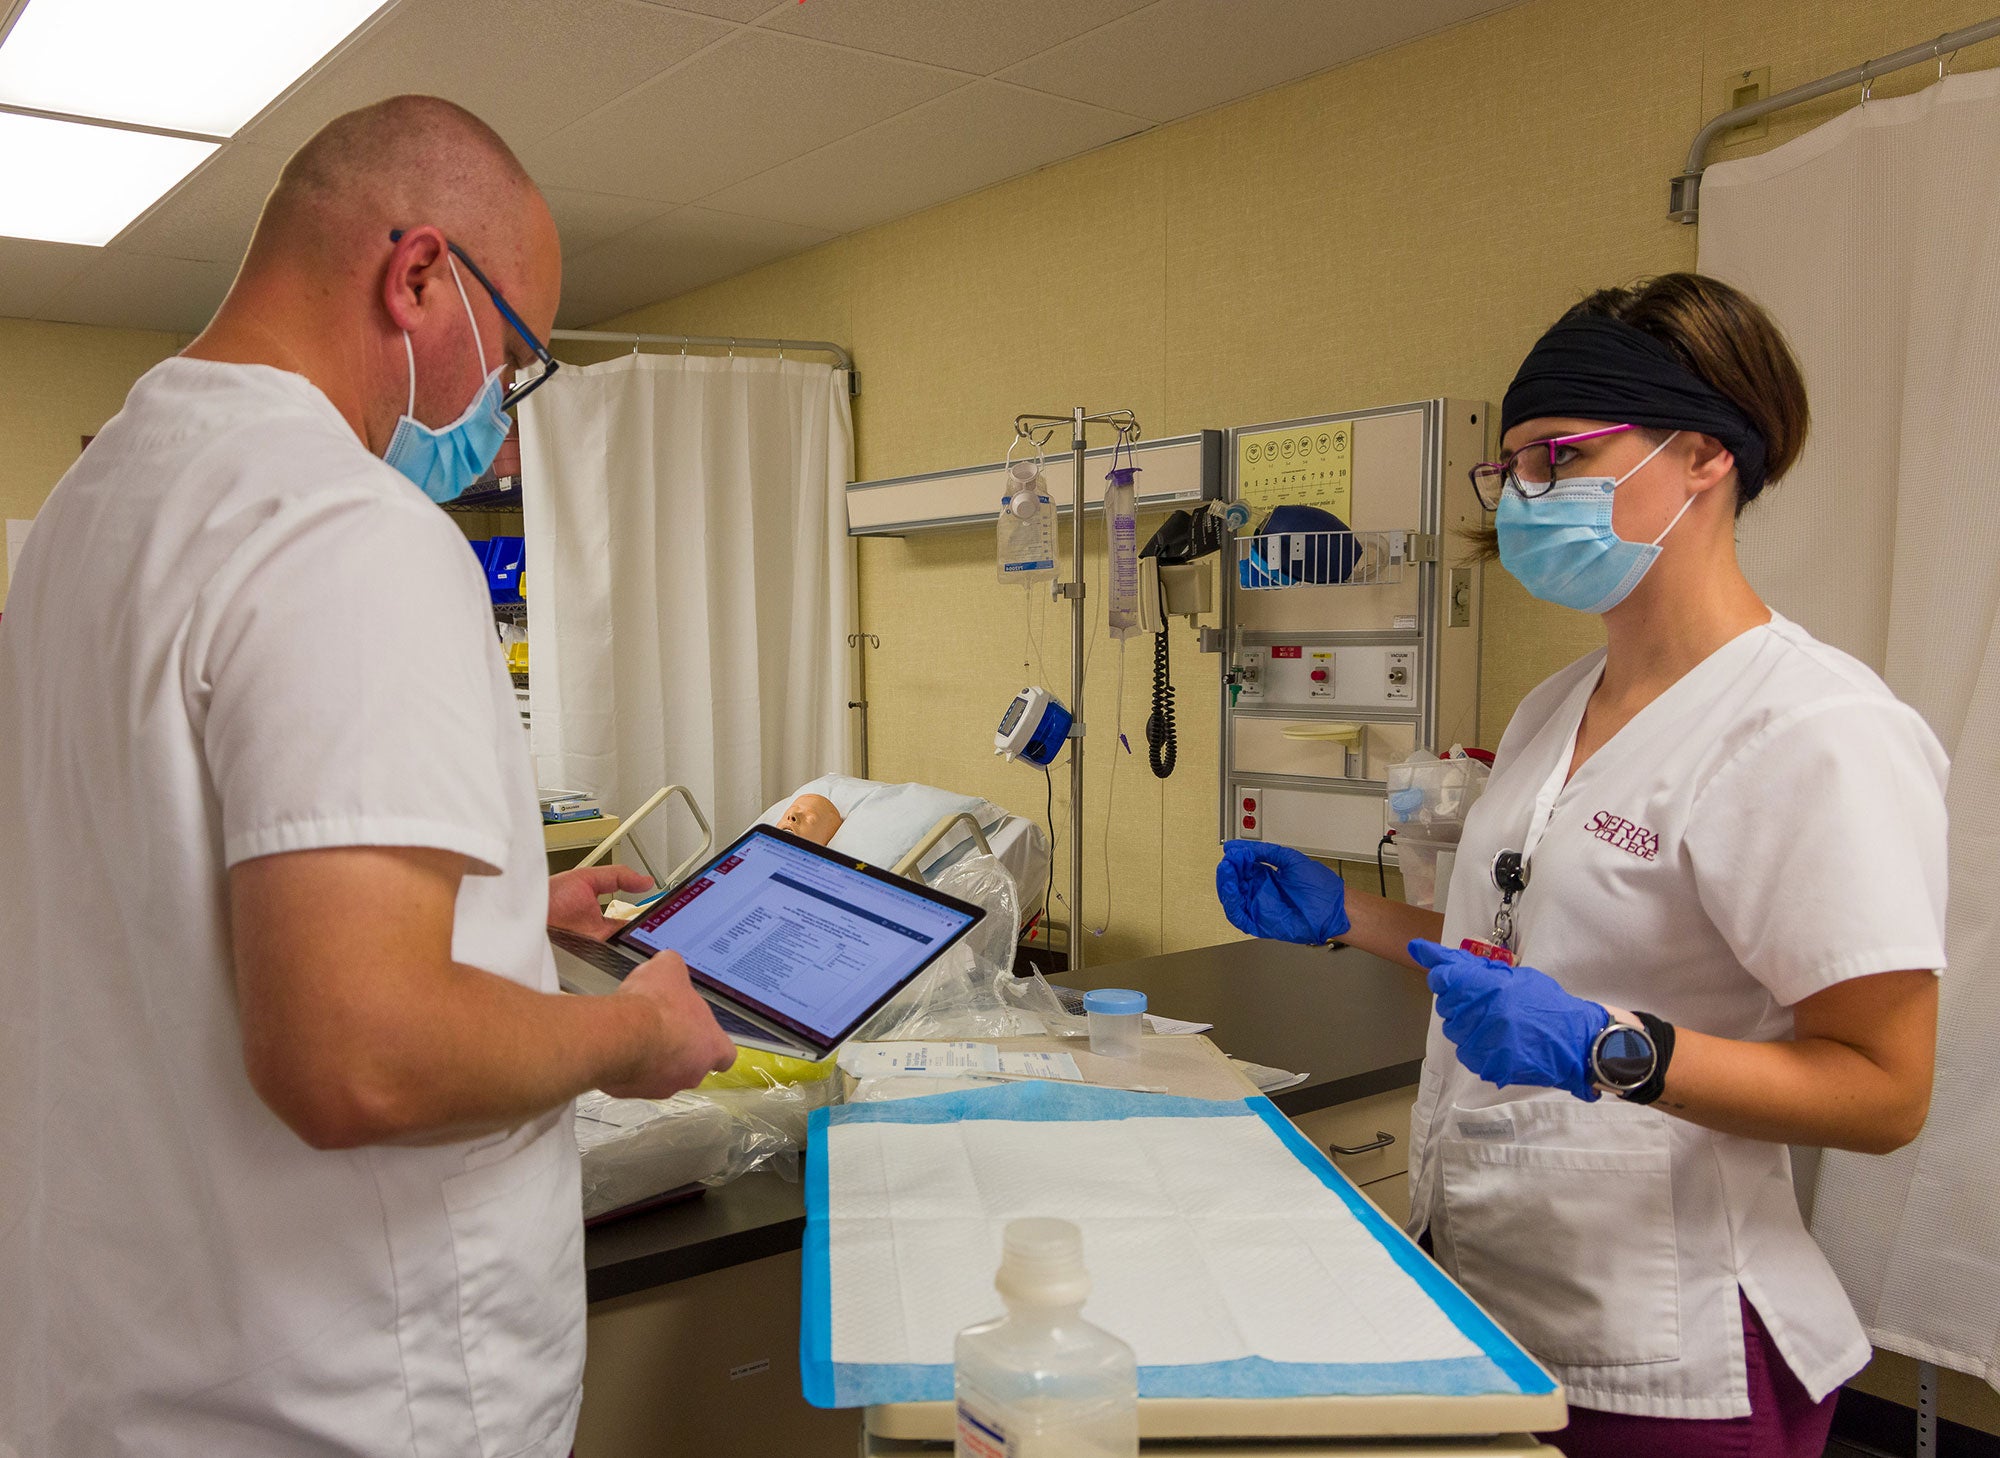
[548,927,637,980]
[707,1002,778,1043]
[549,928,798,1050]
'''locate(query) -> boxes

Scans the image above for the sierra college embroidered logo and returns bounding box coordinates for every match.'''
[1584,810,1660,861]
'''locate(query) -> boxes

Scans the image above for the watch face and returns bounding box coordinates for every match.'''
[1596,1024,1655,1088]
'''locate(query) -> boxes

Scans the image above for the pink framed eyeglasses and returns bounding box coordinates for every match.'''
[1468,423,1636,510]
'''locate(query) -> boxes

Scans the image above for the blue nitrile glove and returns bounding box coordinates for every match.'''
[1215,840,1350,945]
[1407,939,1609,1101]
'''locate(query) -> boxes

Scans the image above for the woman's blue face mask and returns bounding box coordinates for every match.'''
[382,256,512,505]
[1494,431,1691,614]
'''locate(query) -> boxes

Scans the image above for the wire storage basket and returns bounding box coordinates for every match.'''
[1234,528,1411,589]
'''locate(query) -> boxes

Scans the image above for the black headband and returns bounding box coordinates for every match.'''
[1501,312,1769,495]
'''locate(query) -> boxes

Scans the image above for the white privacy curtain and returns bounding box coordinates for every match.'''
[518,353,855,868]
[1699,69,2000,1388]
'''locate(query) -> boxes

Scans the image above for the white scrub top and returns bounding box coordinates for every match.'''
[0,360,582,1457]
[1408,615,1947,1420]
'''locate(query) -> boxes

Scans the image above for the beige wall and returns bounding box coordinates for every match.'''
[594,0,2000,962]
[0,318,189,607]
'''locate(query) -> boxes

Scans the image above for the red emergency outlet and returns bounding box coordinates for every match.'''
[1242,815,1256,830]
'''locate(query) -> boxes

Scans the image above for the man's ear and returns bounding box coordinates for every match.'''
[382,227,447,333]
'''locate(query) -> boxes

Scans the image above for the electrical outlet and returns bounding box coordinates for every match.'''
[1237,787,1262,840]
[1385,650,1414,702]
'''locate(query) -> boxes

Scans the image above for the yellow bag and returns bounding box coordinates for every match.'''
[700,1044,837,1091]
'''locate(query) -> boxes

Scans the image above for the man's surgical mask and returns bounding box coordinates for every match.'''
[1495,432,1691,614]
[382,257,512,505]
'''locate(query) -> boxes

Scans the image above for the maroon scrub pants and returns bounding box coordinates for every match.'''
[1542,1292,1838,1458]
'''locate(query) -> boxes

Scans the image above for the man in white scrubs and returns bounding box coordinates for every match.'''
[0,97,736,1456]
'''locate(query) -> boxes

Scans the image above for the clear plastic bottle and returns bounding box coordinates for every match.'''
[954,1219,1138,1458]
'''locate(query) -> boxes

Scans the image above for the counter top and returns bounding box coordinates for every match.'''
[1053,940,1432,1118]
[584,940,1432,1304]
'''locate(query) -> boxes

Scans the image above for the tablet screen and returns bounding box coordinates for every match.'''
[615,828,980,1046]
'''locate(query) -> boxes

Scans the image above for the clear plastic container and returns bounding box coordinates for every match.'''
[1082,988,1145,1060]
[955,1218,1138,1458]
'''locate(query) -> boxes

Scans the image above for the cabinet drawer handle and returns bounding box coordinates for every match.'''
[1328,1131,1395,1157]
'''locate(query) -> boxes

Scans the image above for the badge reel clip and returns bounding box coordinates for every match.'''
[1460,849,1527,965]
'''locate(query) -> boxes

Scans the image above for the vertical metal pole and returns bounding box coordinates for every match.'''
[1917,1361,1938,1458]
[1068,406,1088,972]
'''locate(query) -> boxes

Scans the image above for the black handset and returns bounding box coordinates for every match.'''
[1136,510,1227,779]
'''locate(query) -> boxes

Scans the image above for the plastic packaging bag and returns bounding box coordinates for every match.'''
[1384,747,1490,911]
[997,463,1058,583]
[850,852,1085,1042]
[574,1072,836,1220]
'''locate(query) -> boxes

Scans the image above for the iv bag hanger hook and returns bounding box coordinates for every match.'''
[1007,426,1053,474]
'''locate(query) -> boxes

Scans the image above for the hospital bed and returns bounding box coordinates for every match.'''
[754,772,1051,926]
[558,774,1051,986]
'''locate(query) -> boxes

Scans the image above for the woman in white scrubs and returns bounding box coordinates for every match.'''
[1217,273,1947,1458]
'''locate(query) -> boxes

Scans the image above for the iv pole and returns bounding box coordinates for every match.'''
[1013,406,1140,974]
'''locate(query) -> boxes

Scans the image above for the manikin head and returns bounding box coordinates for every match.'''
[777,794,843,846]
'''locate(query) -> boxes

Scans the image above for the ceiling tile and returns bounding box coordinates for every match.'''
[238,0,736,155]
[522,29,966,204]
[1000,0,1512,123]
[542,186,676,254]
[114,144,291,264]
[634,0,779,20]
[555,206,834,326]
[37,252,239,334]
[701,80,1147,234]
[0,238,97,318]
[760,0,1152,75]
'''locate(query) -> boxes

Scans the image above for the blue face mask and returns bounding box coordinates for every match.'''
[1494,431,1692,614]
[382,256,512,504]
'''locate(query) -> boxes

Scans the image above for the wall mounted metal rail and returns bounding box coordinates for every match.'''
[1669,16,2000,222]
[550,328,858,394]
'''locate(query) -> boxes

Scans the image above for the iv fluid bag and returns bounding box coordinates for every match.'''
[997,464,1057,583]
[1105,474,1141,640]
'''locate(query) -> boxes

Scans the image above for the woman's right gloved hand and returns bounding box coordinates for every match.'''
[1215,839,1350,945]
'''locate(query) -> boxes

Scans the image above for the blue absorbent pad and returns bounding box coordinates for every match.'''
[800,1080,1554,1409]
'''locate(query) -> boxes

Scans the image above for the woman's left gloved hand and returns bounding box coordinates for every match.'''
[1215,840,1350,945]
[1407,939,1609,1101]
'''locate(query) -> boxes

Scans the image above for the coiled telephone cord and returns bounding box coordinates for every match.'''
[1146,629,1176,779]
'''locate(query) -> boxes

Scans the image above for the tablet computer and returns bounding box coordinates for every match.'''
[549,824,985,1060]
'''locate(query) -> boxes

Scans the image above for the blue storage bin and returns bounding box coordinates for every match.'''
[485,535,524,604]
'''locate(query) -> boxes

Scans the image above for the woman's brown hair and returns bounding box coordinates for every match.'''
[1569,273,1809,509]
[1462,273,1809,558]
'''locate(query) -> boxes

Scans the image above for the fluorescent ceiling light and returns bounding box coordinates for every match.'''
[0,111,216,246]
[0,0,386,138]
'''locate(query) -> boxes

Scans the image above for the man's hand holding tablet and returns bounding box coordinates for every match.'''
[603,949,740,1097]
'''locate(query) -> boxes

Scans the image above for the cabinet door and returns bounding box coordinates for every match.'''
[580,1252,860,1458]
[1289,1084,1417,1187]
[1361,1170,1411,1226]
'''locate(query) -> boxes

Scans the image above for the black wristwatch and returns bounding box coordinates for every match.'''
[1589,1010,1676,1105]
